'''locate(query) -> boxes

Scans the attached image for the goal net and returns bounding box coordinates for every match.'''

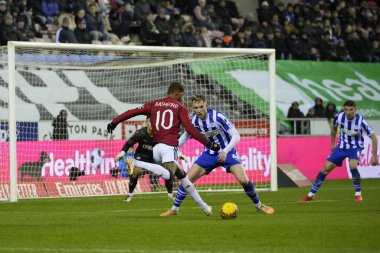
[0,42,276,201]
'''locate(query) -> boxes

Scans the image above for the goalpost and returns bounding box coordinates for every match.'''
[0,42,277,202]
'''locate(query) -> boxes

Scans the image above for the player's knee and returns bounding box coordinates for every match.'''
[175,169,186,179]
[240,179,250,186]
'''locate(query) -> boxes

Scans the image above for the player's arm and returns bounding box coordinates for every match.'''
[178,132,190,148]
[114,129,141,162]
[330,114,339,151]
[369,134,378,166]
[107,103,151,133]
[223,127,240,153]
[179,107,219,151]
[330,126,337,151]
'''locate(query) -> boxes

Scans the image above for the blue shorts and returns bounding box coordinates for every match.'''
[194,150,241,174]
[327,147,362,167]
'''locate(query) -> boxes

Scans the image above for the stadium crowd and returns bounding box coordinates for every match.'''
[0,0,379,62]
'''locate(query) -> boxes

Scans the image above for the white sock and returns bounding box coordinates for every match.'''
[180,175,207,209]
[171,206,179,212]
[307,192,315,197]
[255,202,261,209]
[134,160,170,180]
[355,191,361,196]
[168,193,173,198]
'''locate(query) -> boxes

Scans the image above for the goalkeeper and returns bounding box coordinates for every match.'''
[160,95,274,216]
[114,117,175,202]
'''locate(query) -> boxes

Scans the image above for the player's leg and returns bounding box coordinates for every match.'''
[349,159,362,201]
[133,160,171,180]
[124,167,143,202]
[154,144,211,215]
[299,160,337,202]
[346,147,362,200]
[230,164,274,214]
[174,164,207,209]
[160,163,206,216]
[164,179,175,200]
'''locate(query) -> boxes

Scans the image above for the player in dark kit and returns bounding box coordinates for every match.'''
[107,81,219,215]
[114,117,175,202]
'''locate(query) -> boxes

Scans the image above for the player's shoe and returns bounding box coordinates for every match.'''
[202,204,213,216]
[160,209,178,217]
[355,195,363,201]
[123,194,133,202]
[256,203,274,215]
[299,195,314,202]
[125,157,135,175]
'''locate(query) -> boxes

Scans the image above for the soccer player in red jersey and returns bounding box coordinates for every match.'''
[107,81,219,215]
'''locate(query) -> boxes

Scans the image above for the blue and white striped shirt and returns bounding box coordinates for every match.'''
[334,112,374,149]
[191,109,234,155]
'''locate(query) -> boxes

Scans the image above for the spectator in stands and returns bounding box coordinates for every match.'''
[181,22,199,47]
[154,7,170,44]
[287,101,304,134]
[0,0,7,25]
[306,108,317,118]
[205,4,222,30]
[335,39,352,61]
[133,0,151,23]
[168,23,183,46]
[265,30,275,49]
[325,101,337,127]
[116,2,133,39]
[232,29,247,48]
[74,18,91,43]
[318,31,337,61]
[273,2,285,25]
[15,15,35,41]
[310,97,326,118]
[41,0,61,24]
[242,12,259,34]
[193,0,215,31]
[58,7,76,31]
[199,26,212,47]
[273,28,289,59]
[286,32,299,59]
[284,3,295,25]
[86,3,109,42]
[256,1,272,23]
[75,7,86,24]
[242,26,253,47]
[140,13,161,45]
[269,13,282,33]
[370,40,380,62]
[56,16,78,43]
[0,13,27,45]
[52,110,69,140]
[168,7,185,30]
[252,29,266,48]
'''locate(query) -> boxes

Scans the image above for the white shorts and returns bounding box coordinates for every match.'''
[153,143,179,164]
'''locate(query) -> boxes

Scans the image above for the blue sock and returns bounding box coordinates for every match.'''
[242,181,260,205]
[310,172,327,194]
[350,168,361,194]
[173,185,188,208]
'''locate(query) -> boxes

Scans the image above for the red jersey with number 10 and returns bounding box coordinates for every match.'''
[112,97,210,147]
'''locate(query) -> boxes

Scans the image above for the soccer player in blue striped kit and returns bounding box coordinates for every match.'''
[299,100,378,202]
[160,95,274,216]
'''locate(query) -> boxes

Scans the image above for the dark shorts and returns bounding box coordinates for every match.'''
[327,147,362,167]
[194,150,241,175]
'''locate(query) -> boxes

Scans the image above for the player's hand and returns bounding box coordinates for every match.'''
[218,151,227,163]
[371,155,379,166]
[107,122,116,134]
[207,142,220,151]
[330,144,336,151]
[179,154,189,163]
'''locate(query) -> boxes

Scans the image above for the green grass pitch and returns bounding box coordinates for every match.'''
[0,179,379,253]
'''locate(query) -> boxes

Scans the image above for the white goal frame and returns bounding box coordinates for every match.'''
[5,41,277,202]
